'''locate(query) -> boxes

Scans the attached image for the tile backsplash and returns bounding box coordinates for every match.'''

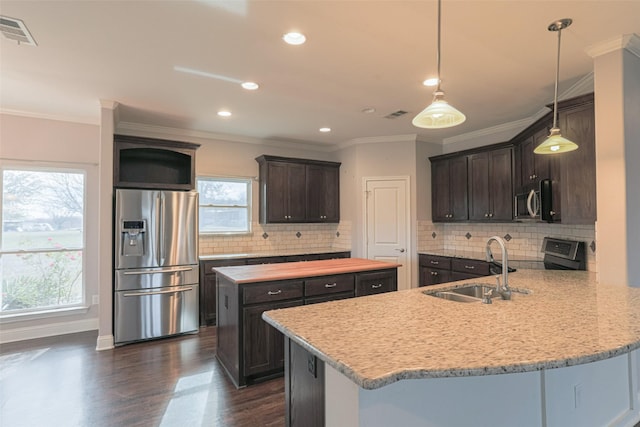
[199,220,352,255]
[418,220,596,272]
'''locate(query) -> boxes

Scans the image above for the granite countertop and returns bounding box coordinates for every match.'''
[263,269,640,390]
[214,257,401,284]
[199,248,349,261]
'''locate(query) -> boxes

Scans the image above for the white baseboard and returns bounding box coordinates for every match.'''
[96,334,114,351]
[0,318,98,344]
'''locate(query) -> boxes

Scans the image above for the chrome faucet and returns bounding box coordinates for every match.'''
[485,236,512,300]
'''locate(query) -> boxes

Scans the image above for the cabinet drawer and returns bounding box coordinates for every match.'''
[305,274,355,297]
[243,281,303,305]
[305,292,354,305]
[355,270,396,296]
[419,254,451,270]
[451,258,490,276]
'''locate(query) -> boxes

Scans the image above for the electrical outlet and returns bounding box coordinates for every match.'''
[574,383,583,409]
[307,354,317,378]
[92,295,99,305]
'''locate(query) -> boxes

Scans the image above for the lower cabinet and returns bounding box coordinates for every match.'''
[217,267,396,387]
[286,337,325,427]
[419,254,491,286]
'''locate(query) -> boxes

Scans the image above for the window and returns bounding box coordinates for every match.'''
[197,177,251,234]
[1,167,85,315]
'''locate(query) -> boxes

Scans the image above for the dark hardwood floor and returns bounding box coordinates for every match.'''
[0,328,284,427]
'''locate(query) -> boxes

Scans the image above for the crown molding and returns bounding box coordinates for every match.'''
[115,121,334,152]
[0,108,99,125]
[586,33,640,59]
[558,72,594,100]
[441,117,537,146]
[337,134,418,150]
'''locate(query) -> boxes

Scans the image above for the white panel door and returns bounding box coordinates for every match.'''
[364,177,410,290]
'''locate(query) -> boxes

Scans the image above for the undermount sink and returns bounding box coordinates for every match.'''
[424,283,532,303]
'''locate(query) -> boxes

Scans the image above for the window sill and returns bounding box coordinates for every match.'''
[0,305,91,324]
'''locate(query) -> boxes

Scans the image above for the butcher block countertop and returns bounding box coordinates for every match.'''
[263,269,640,390]
[213,257,401,284]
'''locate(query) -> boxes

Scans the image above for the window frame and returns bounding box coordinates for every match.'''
[0,163,88,318]
[196,175,252,235]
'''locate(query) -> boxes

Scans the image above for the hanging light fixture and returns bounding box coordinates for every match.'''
[412,0,465,129]
[534,18,579,154]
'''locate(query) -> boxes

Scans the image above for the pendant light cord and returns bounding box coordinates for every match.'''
[436,0,442,92]
[552,28,562,129]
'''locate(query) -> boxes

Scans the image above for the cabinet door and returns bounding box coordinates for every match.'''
[287,163,307,221]
[489,147,513,221]
[449,156,469,220]
[559,102,596,224]
[243,299,303,377]
[468,152,491,221]
[201,273,217,326]
[306,165,340,222]
[423,268,451,285]
[431,160,451,221]
[265,162,289,223]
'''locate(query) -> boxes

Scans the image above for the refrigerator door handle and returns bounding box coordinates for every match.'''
[122,267,194,275]
[159,193,166,264]
[122,286,194,297]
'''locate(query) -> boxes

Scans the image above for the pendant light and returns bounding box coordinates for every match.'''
[534,18,579,154]
[412,0,465,129]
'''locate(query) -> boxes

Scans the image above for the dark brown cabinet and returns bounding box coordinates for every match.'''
[216,264,396,387]
[286,337,325,427]
[517,120,552,191]
[468,147,513,221]
[419,254,490,286]
[256,155,341,224]
[306,164,340,222]
[114,135,199,190]
[431,156,468,221]
[557,94,596,224]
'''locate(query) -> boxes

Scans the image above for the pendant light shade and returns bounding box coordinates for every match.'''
[412,0,465,129]
[534,18,578,155]
[412,91,466,128]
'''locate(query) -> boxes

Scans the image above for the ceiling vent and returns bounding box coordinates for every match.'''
[384,110,408,119]
[0,16,37,46]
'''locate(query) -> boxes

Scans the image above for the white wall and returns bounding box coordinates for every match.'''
[0,113,101,342]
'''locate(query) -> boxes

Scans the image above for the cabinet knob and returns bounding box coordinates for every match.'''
[484,213,489,218]
[532,174,537,179]
[489,213,494,218]
[431,271,438,276]
[550,211,556,216]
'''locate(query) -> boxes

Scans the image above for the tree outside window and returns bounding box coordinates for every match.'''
[1,168,85,314]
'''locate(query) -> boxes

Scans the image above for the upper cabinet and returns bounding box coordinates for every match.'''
[431,156,468,221]
[114,135,199,190]
[256,155,341,224]
[556,94,596,224]
[468,147,514,221]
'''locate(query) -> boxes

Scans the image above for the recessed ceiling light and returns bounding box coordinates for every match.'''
[217,110,232,117]
[283,32,306,45]
[319,127,331,133]
[241,81,259,90]
[423,78,439,87]
[361,107,376,114]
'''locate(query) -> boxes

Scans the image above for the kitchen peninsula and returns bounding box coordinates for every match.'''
[214,257,400,387]
[263,269,640,427]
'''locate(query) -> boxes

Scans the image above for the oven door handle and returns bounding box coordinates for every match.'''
[122,286,194,297]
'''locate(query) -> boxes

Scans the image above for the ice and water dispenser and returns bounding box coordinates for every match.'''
[121,220,146,257]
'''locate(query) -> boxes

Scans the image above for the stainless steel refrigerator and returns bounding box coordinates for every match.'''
[113,189,199,345]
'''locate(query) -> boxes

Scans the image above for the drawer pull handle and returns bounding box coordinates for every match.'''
[371,284,383,289]
[267,290,282,296]
[325,283,337,288]
[430,261,439,265]
[465,265,475,270]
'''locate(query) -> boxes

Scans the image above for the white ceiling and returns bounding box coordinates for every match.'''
[1,1,639,148]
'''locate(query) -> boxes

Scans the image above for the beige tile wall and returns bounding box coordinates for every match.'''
[199,220,352,255]
[418,220,596,271]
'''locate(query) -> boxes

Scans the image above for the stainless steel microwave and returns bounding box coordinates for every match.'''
[514,179,554,221]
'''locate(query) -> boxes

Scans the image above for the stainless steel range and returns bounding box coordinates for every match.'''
[113,189,199,345]
[541,237,586,270]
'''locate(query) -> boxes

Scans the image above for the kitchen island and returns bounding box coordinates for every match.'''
[214,257,400,387]
[263,269,640,427]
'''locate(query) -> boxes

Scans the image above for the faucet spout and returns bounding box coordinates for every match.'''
[485,236,511,300]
